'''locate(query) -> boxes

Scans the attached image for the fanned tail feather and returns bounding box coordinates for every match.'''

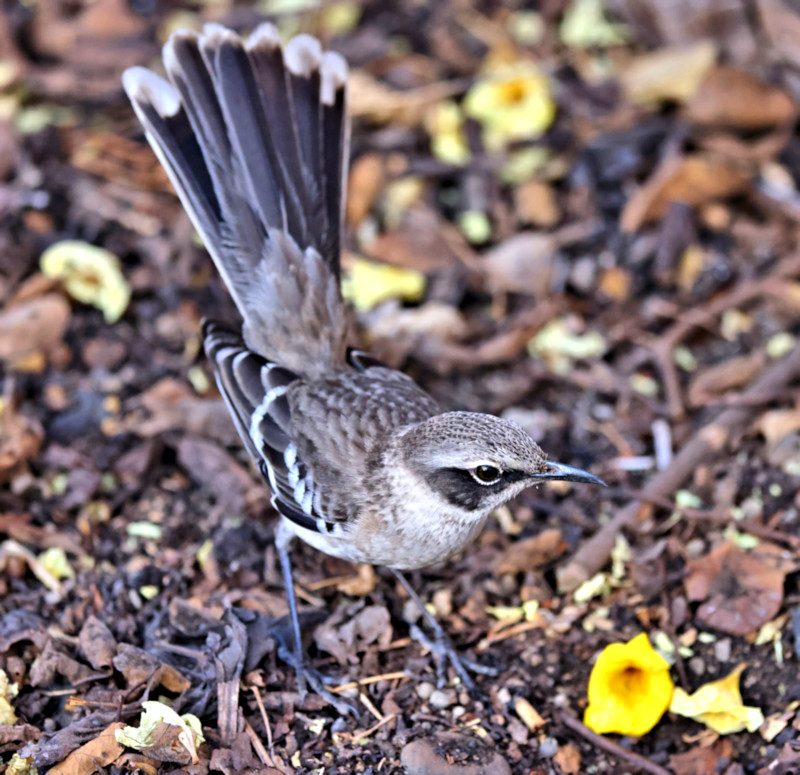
[123,24,349,376]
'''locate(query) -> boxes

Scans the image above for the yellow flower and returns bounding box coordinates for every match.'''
[426,100,470,165]
[0,668,19,725]
[463,62,555,152]
[41,240,130,323]
[342,257,425,312]
[669,663,764,734]
[584,633,674,736]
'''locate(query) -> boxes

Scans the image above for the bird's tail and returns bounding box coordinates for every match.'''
[123,24,349,376]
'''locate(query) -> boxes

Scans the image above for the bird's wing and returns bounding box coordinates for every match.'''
[204,321,439,533]
[203,321,329,534]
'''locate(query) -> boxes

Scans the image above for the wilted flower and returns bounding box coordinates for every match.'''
[463,61,555,152]
[41,240,130,323]
[670,663,764,734]
[426,100,470,165]
[584,632,674,736]
[0,669,18,725]
[342,257,425,312]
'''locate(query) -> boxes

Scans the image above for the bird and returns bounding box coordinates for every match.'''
[123,23,604,711]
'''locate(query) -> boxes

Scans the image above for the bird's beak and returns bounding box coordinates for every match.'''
[532,461,606,486]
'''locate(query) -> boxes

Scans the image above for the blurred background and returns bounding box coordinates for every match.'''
[1,1,800,773]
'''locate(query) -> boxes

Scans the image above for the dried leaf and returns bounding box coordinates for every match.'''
[758,407,800,444]
[0,402,44,484]
[494,529,567,575]
[177,435,259,514]
[685,541,799,636]
[112,644,191,694]
[621,41,717,106]
[131,378,240,444]
[514,180,561,228]
[336,564,377,596]
[554,743,581,774]
[49,722,125,775]
[347,70,463,127]
[345,153,385,226]
[597,266,632,302]
[314,604,392,666]
[0,294,71,364]
[621,156,750,232]
[669,740,733,775]
[363,206,457,273]
[686,66,797,129]
[529,316,607,374]
[79,615,117,671]
[482,233,556,297]
[115,701,204,765]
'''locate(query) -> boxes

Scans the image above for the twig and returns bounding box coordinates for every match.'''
[250,685,274,754]
[243,717,272,768]
[642,253,800,419]
[331,670,409,694]
[359,692,384,722]
[337,713,398,744]
[476,618,547,650]
[557,712,673,775]
[0,539,63,596]
[558,342,800,592]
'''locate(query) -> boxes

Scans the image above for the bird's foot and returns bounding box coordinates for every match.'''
[277,642,358,716]
[409,623,498,690]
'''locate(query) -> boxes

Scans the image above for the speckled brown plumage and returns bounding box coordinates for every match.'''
[123,23,603,704]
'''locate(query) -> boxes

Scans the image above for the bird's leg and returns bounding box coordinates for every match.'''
[390,568,498,690]
[275,528,357,715]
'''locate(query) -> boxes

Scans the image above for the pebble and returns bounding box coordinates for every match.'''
[689,656,706,675]
[428,689,455,709]
[403,599,422,624]
[401,732,511,775]
[416,682,435,701]
[539,737,558,758]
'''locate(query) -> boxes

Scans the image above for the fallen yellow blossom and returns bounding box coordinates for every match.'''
[560,0,629,49]
[342,257,425,312]
[463,61,555,152]
[41,240,130,324]
[669,663,764,734]
[37,546,75,581]
[584,633,674,736]
[426,100,470,165]
[0,669,18,725]
[116,701,204,765]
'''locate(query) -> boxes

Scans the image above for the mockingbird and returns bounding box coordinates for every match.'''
[123,23,604,711]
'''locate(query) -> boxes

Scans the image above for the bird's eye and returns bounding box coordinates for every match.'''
[472,465,502,484]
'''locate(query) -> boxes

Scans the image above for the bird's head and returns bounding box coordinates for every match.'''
[399,411,604,518]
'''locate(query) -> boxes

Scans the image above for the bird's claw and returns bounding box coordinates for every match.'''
[277,643,358,716]
[409,623,498,690]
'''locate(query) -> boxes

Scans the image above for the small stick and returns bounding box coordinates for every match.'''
[331,671,409,694]
[558,342,800,592]
[250,685,274,754]
[243,717,273,768]
[339,713,398,744]
[557,712,673,775]
[359,692,384,722]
